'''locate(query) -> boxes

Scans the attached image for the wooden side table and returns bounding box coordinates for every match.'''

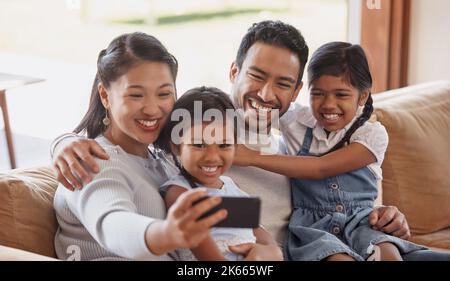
[0,73,45,169]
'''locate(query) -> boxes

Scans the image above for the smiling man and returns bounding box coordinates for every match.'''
[225,20,450,261]
[231,42,301,130]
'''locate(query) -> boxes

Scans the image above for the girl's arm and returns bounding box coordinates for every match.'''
[235,142,376,180]
[164,185,227,261]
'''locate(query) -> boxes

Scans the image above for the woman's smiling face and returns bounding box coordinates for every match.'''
[100,61,176,156]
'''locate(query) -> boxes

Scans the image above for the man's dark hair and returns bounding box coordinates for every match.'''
[235,20,309,87]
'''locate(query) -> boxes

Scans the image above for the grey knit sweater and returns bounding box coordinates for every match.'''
[53,136,178,260]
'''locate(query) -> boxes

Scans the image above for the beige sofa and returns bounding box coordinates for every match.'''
[1,81,450,260]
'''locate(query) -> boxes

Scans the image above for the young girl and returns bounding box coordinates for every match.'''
[235,42,426,261]
[156,86,279,261]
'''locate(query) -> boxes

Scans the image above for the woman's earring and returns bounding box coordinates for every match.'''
[102,112,110,126]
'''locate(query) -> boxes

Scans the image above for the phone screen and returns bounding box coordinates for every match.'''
[194,196,261,228]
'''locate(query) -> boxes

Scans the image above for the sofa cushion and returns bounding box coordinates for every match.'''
[373,81,450,234]
[0,166,58,258]
[0,245,58,261]
[411,228,450,251]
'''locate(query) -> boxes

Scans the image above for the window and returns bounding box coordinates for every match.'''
[0,0,348,168]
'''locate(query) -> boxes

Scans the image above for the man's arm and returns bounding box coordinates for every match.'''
[253,226,277,245]
[227,224,283,261]
[228,243,283,261]
[190,236,228,261]
[51,133,109,190]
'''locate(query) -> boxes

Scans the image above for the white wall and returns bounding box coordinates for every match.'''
[408,0,450,85]
[347,0,362,44]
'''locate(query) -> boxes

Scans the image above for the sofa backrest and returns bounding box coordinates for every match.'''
[1,80,449,258]
[0,167,58,258]
[373,81,450,234]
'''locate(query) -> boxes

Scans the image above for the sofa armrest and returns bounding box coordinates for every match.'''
[0,245,58,261]
[0,166,59,258]
[372,80,450,236]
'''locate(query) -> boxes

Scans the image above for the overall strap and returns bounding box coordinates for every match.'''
[297,127,314,156]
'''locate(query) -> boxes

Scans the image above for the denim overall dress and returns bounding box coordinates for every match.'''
[284,128,425,261]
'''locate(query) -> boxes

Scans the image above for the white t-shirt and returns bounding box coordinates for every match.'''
[236,122,286,156]
[279,102,389,180]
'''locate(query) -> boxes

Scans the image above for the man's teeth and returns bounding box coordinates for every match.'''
[322,114,341,121]
[251,100,272,112]
[137,119,157,127]
[201,166,218,173]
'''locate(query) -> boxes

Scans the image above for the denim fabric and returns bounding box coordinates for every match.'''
[285,128,426,261]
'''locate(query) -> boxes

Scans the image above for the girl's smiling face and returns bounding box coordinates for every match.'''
[176,122,236,188]
[309,75,369,132]
[100,62,175,157]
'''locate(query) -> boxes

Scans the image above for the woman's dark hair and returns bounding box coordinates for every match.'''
[155,86,236,188]
[74,32,178,138]
[235,20,309,87]
[307,42,373,153]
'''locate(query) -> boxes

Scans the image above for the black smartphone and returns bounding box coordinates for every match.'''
[194,196,261,228]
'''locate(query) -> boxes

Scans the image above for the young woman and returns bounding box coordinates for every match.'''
[53,32,282,261]
[53,32,227,260]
